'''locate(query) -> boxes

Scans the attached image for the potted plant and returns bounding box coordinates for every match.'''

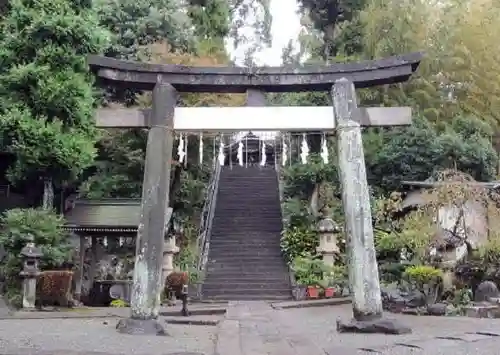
[324,285,336,298]
[323,264,348,298]
[303,274,321,299]
[291,257,313,300]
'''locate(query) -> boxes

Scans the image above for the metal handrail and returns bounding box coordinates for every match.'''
[196,162,222,275]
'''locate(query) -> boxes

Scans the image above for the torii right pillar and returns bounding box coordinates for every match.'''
[333,78,411,335]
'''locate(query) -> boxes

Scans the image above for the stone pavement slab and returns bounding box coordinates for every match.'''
[215,301,500,355]
[215,301,326,355]
[269,297,351,310]
[3,303,227,320]
[278,304,500,354]
[0,317,216,355]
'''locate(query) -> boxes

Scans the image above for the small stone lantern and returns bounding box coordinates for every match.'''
[316,216,340,267]
[163,221,181,279]
[19,234,43,309]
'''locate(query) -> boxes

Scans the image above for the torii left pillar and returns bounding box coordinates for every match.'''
[116,83,176,336]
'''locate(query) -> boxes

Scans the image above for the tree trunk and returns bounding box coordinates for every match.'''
[42,178,54,210]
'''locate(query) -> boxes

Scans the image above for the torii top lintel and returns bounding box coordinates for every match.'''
[87,52,423,93]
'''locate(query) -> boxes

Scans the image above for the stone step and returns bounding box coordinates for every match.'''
[212,217,281,222]
[208,254,284,260]
[206,265,288,273]
[208,259,285,266]
[207,249,283,255]
[220,172,277,177]
[217,190,278,193]
[212,215,281,219]
[212,231,281,236]
[204,273,290,281]
[210,233,281,238]
[209,235,281,240]
[211,231,281,236]
[202,282,290,291]
[209,242,281,246]
[215,199,279,204]
[208,238,281,244]
[204,280,290,287]
[202,293,291,301]
[211,225,282,230]
[215,210,279,214]
[203,288,291,297]
[219,176,276,180]
[211,221,281,226]
[219,177,277,181]
[208,246,281,251]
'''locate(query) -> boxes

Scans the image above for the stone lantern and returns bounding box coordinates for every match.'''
[19,234,43,309]
[163,219,181,278]
[316,216,340,267]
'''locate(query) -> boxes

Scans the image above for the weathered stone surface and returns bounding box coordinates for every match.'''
[336,317,412,335]
[426,303,449,316]
[116,317,168,336]
[127,83,176,325]
[381,285,426,313]
[332,78,384,321]
[464,304,500,318]
[88,53,423,92]
[474,280,500,302]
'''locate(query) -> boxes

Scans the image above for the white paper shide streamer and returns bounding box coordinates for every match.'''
[237,141,244,166]
[199,133,203,165]
[260,140,267,166]
[300,133,309,165]
[177,134,186,164]
[321,135,329,164]
[217,136,225,166]
[184,135,188,167]
[282,136,288,166]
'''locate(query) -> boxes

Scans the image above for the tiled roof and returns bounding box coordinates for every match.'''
[64,199,173,232]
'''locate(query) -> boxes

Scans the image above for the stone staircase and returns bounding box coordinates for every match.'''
[202,165,292,301]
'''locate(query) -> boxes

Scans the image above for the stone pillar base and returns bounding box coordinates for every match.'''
[336,317,411,335]
[116,318,168,336]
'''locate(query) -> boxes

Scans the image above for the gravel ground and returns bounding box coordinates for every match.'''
[0,317,216,355]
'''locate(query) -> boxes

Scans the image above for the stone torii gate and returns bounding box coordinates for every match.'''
[88,53,422,335]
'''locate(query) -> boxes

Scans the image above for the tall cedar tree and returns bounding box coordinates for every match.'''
[0,0,109,208]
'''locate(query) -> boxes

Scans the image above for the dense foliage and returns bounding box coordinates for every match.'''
[0,0,110,208]
[0,208,71,306]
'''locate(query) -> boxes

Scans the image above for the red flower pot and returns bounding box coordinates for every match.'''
[307,286,319,299]
[324,287,335,298]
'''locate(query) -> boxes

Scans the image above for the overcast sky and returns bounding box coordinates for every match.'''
[229,0,302,66]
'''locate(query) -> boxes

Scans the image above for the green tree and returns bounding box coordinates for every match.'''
[0,0,109,209]
[359,0,500,126]
[364,116,498,193]
[296,0,367,59]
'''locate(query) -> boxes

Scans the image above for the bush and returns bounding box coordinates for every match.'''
[280,227,318,263]
[37,270,74,307]
[291,256,327,286]
[404,265,443,304]
[0,208,72,306]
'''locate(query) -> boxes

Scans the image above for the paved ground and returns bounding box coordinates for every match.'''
[2,302,500,354]
[0,317,216,355]
[278,304,500,354]
[217,302,500,355]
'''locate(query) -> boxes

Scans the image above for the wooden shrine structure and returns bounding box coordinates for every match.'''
[63,199,141,302]
[88,52,423,335]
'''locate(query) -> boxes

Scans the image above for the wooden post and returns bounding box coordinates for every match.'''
[116,83,176,336]
[332,78,410,334]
